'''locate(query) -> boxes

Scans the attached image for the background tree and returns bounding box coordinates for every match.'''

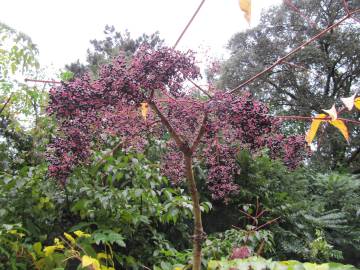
[0,22,50,171]
[219,0,360,172]
[65,25,164,77]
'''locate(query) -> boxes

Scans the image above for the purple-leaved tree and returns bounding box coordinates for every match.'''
[47,46,307,270]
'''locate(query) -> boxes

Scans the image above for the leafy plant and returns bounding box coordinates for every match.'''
[208,256,359,270]
[47,44,308,270]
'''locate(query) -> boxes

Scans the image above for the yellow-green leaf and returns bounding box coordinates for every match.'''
[64,232,76,245]
[33,242,43,256]
[74,230,91,238]
[43,241,64,256]
[43,246,56,256]
[140,102,148,120]
[97,252,110,260]
[330,119,349,142]
[82,255,101,270]
[54,237,61,245]
[101,266,115,270]
[239,0,251,23]
[355,97,360,110]
[305,114,327,145]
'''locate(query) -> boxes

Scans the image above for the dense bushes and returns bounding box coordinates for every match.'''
[2,149,359,269]
[0,148,209,269]
[203,151,360,266]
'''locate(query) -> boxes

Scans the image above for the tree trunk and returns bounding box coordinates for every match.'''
[184,155,204,270]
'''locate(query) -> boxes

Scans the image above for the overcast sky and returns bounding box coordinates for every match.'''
[0,0,282,71]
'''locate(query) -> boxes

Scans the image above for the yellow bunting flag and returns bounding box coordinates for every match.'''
[355,97,360,110]
[305,114,327,145]
[239,0,251,23]
[322,104,337,120]
[330,119,349,143]
[140,102,149,120]
[340,93,357,111]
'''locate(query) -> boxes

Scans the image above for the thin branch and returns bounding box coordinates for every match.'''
[173,0,206,49]
[189,79,212,98]
[255,209,267,219]
[229,10,360,94]
[239,209,257,222]
[149,101,188,153]
[95,139,124,168]
[156,98,205,105]
[283,0,316,28]
[342,0,350,15]
[255,217,281,231]
[0,94,13,115]
[25,78,61,84]
[190,113,208,154]
[272,114,360,125]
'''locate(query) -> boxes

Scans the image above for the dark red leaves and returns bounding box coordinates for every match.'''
[47,46,307,199]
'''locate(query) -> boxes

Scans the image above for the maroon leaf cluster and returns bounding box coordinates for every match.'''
[47,46,307,198]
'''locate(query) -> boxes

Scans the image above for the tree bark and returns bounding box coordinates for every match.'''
[184,155,204,270]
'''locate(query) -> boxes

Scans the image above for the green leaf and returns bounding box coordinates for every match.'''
[32,242,43,256]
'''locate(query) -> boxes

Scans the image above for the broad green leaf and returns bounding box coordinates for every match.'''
[32,242,43,256]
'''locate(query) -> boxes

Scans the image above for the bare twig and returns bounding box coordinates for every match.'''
[342,0,350,14]
[173,0,206,49]
[25,78,61,84]
[0,94,13,115]
[189,79,212,98]
[255,217,281,231]
[190,113,208,154]
[272,114,360,125]
[149,101,188,153]
[283,0,316,27]
[239,209,257,222]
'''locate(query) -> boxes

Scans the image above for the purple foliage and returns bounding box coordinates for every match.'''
[47,46,307,198]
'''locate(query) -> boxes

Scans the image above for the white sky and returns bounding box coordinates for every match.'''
[0,0,282,71]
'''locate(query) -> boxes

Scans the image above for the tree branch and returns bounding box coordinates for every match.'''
[271,114,360,125]
[173,0,206,49]
[0,94,13,115]
[189,79,212,98]
[229,10,360,94]
[190,113,208,154]
[149,101,190,154]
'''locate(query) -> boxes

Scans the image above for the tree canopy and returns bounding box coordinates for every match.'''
[219,0,360,172]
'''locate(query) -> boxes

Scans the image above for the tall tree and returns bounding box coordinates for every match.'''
[0,22,49,171]
[66,25,164,77]
[219,0,360,172]
[48,45,307,270]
